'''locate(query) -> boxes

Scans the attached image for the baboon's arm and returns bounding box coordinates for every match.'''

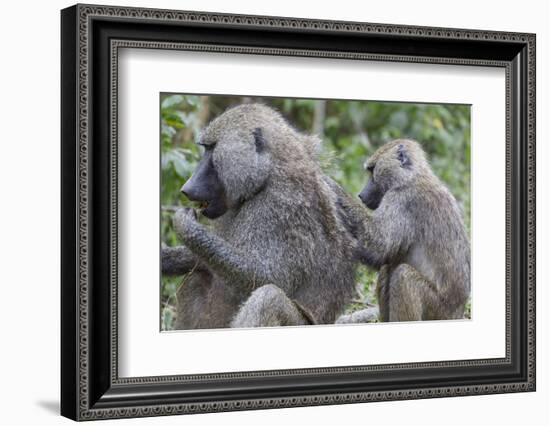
[356,195,413,268]
[324,176,371,239]
[173,209,271,288]
[161,245,200,276]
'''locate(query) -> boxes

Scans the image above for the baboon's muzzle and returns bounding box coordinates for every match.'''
[181,150,228,219]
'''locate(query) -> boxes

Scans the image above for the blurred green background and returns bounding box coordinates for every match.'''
[160,94,471,330]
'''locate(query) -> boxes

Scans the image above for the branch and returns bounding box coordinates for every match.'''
[162,205,180,213]
[312,100,326,137]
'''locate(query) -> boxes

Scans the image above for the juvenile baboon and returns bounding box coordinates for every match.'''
[339,139,470,322]
[162,104,361,329]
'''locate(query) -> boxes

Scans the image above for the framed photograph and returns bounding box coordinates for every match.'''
[61,4,536,421]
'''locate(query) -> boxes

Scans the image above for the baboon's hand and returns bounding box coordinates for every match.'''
[335,307,380,324]
[173,207,199,237]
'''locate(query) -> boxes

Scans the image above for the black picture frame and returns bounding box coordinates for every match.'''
[61,3,536,421]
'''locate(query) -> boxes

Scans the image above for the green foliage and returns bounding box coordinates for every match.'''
[160,95,471,329]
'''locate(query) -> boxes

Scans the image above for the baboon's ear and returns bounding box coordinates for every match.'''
[397,144,412,168]
[252,127,267,153]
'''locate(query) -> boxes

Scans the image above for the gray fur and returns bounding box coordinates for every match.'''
[230,285,312,328]
[161,245,200,276]
[350,139,470,322]
[335,307,379,324]
[163,104,361,329]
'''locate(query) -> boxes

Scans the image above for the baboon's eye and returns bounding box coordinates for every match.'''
[366,165,375,174]
[200,143,216,152]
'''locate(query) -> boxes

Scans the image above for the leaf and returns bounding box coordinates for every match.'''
[161,94,185,109]
[162,111,186,129]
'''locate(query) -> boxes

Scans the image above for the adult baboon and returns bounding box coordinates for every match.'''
[339,139,470,322]
[162,104,361,329]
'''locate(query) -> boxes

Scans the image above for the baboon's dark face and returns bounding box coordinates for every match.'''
[181,147,228,219]
[359,142,415,210]
[359,174,385,210]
